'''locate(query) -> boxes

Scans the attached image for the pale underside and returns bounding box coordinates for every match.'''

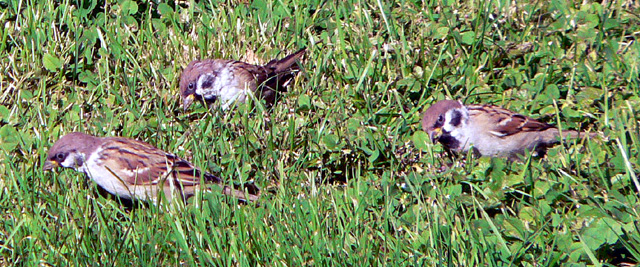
[446,105,562,158]
[76,139,204,202]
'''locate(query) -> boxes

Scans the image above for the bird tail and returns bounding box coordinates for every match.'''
[203,172,223,184]
[258,48,306,106]
[265,47,306,73]
[561,130,599,140]
[205,172,260,202]
[222,185,261,202]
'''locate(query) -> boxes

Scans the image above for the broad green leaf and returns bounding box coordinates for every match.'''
[412,131,430,151]
[157,3,174,16]
[0,125,20,151]
[460,31,475,45]
[323,134,339,150]
[0,105,9,123]
[121,0,138,15]
[43,53,63,71]
[297,94,311,111]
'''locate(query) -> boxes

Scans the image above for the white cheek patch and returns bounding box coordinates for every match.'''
[443,108,470,138]
[442,111,456,133]
[60,152,85,170]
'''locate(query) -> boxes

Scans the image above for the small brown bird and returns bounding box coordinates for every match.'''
[421,100,597,160]
[180,48,306,110]
[43,132,259,203]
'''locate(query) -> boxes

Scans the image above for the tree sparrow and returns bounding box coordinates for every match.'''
[43,132,259,203]
[421,100,597,160]
[180,48,306,110]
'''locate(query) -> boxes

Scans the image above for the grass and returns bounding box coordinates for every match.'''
[1,0,639,265]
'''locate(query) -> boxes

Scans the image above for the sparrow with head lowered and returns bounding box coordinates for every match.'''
[180,48,306,111]
[43,132,259,203]
[421,100,597,160]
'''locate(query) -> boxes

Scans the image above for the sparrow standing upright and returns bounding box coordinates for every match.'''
[421,100,597,160]
[180,48,306,110]
[43,132,259,203]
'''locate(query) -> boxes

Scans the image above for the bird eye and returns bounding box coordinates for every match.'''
[437,115,444,123]
[55,152,66,161]
[188,82,194,90]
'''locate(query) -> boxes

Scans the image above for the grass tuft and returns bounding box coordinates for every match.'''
[1,0,639,265]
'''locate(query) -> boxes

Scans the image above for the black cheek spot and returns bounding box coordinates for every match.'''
[450,110,462,127]
[198,72,219,90]
[200,80,213,89]
[199,74,217,89]
[74,157,84,167]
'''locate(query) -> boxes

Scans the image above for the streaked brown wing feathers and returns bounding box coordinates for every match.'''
[99,138,208,186]
[230,61,264,81]
[468,104,553,136]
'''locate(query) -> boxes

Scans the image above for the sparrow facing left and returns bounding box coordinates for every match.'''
[421,100,597,160]
[180,48,306,110]
[43,132,259,203]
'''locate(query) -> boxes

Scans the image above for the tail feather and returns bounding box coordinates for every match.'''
[561,130,599,140]
[258,48,306,106]
[265,48,306,73]
[205,173,260,202]
[203,172,223,184]
[222,185,261,202]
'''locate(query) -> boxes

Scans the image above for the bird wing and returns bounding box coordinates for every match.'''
[467,104,554,137]
[230,61,266,86]
[98,138,220,187]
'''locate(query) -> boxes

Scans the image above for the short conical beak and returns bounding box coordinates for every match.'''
[429,128,442,142]
[43,160,58,171]
[183,94,195,111]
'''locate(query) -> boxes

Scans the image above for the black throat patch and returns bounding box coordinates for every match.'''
[438,134,460,151]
